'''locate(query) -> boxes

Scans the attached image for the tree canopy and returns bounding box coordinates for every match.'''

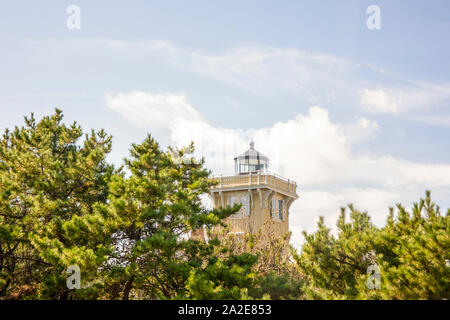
[0,109,114,299]
[0,109,448,300]
[294,192,450,299]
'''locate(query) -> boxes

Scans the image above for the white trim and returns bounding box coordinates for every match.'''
[213,184,298,199]
[219,191,224,207]
[257,188,263,208]
[264,190,274,209]
[248,189,254,209]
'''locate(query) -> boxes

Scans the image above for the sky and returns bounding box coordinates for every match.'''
[1,0,450,248]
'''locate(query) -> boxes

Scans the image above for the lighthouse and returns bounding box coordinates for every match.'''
[209,142,298,237]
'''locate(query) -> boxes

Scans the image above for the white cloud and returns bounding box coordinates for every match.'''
[361,89,399,114]
[106,91,450,249]
[361,83,450,114]
[339,117,379,144]
[290,188,399,246]
[105,91,203,134]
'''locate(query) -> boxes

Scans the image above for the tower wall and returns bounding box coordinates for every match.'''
[209,173,298,238]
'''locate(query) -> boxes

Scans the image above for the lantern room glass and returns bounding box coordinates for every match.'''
[234,142,270,175]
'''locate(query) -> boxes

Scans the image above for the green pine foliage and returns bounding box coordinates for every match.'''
[368,191,450,299]
[179,253,257,300]
[294,192,450,300]
[1,109,449,300]
[100,135,256,299]
[0,109,114,299]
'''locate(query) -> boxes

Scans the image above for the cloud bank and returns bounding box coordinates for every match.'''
[106,91,450,248]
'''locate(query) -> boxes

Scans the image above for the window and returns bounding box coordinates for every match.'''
[238,163,267,173]
[228,194,250,218]
[278,199,284,221]
[240,194,250,217]
[239,164,248,173]
[269,198,277,218]
[270,198,284,221]
[229,196,240,217]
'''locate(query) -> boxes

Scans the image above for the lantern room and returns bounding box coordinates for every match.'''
[234,141,270,175]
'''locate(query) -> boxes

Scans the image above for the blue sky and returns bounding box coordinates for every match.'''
[1,0,450,246]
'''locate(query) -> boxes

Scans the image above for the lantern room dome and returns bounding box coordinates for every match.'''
[234,141,270,175]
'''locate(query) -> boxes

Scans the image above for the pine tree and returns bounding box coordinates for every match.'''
[0,109,115,299]
[294,191,450,300]
[294,206,377,299]
[101,136,256,299]
[364,191,450,299]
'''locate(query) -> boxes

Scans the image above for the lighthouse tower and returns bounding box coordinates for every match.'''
[210,142,298,237]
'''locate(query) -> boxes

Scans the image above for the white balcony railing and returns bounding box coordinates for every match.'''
[211,171,298,195]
